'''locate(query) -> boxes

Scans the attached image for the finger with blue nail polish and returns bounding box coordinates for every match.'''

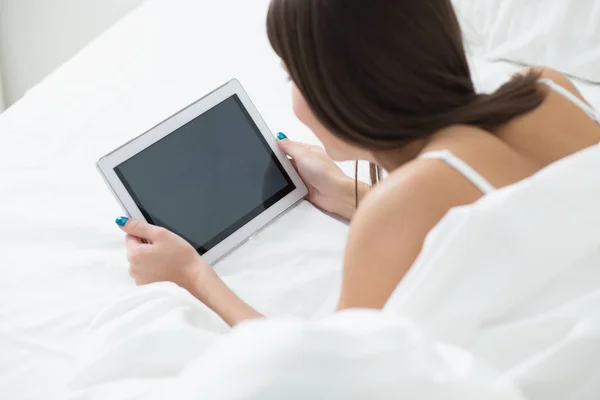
[277,132,288,140]
[115,216,129,227]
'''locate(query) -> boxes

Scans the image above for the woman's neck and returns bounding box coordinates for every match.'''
[373,138,429,172]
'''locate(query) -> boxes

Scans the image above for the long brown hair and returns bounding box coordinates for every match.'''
[267,0,545,200]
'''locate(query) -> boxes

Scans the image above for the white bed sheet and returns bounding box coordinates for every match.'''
[1,0,600,399]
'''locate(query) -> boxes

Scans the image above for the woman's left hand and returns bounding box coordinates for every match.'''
[117,217,263,326]
[117,217,214,292]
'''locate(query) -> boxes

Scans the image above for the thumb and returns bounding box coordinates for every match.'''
[116,217,159,241]
[277,137,307,160]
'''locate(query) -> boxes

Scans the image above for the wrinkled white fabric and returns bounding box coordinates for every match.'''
[69,285,525,400]
[387,145,600,400]
[173,312,525,400]
[68,147,600,399]
[454,0,600,83]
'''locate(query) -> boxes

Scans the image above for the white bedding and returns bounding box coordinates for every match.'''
[454,0,600,83]
[1,0,600,399]
[65,142,600,400]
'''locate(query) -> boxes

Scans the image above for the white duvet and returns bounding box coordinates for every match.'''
[2,0,600,399]
[66,144,600,400]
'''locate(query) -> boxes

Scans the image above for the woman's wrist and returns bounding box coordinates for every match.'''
[188,262,263,327]
[187,262,220,304]
[335,176,370,221]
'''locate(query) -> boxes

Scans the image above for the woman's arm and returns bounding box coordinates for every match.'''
[337,160,481,310]
[188,268,263,326]
[277,138,370,221]
[120,219,263,327]
[333,175,371,221]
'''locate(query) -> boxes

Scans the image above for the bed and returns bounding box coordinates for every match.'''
[1,0,600,399]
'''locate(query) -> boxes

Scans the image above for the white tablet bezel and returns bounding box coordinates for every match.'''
[97,79,308,265]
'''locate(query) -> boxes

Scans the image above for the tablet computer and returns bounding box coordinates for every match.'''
[97,79,308,264]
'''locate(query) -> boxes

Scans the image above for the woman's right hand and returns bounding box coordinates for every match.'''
[278,137,369,220]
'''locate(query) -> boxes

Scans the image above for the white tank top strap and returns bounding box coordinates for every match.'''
[419,150,496,195]
[538,78,600,126]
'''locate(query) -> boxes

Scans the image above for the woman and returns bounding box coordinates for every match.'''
[116,0,600,327]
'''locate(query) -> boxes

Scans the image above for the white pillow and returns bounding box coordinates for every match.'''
[453,0,600,83]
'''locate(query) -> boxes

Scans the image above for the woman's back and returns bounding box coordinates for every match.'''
[339,67,600,309]
[419,68,600,195]
[495,70,600,166]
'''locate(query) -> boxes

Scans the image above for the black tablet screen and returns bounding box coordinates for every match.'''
[114,95,295,254]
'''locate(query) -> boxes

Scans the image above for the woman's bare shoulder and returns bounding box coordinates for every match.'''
[504,66,600,163]
[338,157,488,309]
[355,157,482,230]
[517,66,590,106]
[339,160,479,309]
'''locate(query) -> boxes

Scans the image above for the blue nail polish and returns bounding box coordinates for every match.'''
[115,216,129,226]
[277,132,287,140]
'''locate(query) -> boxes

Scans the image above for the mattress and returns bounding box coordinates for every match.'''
[1,0,599,399]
